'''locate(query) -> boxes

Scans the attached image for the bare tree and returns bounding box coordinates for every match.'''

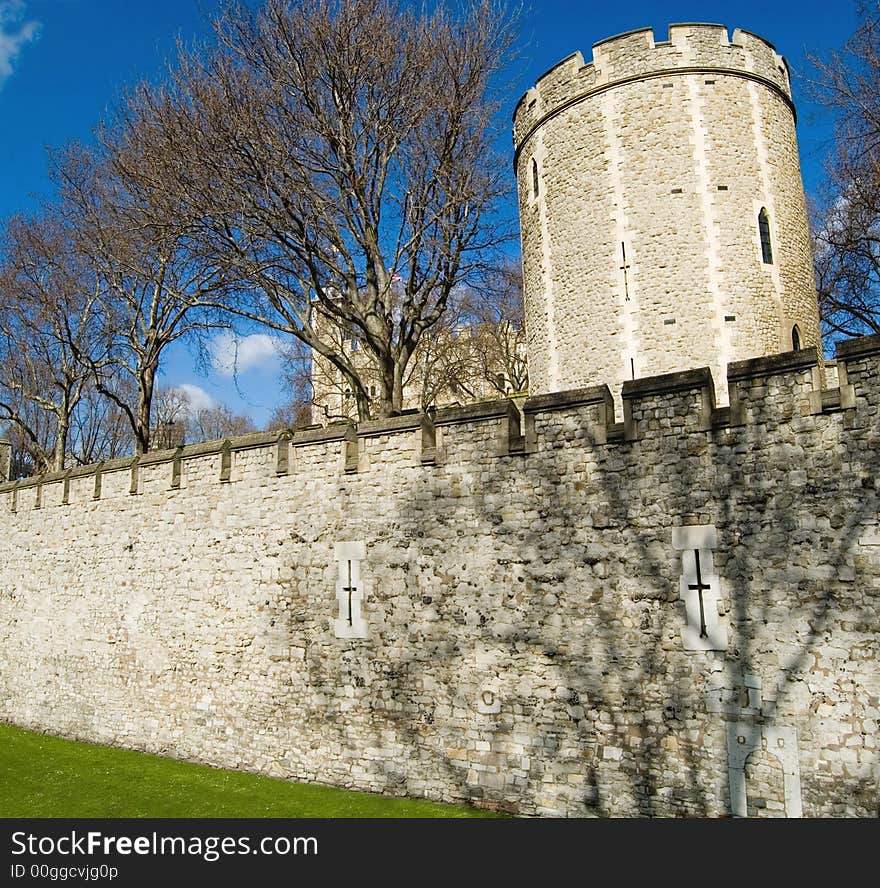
[190,404,256,441]
[403,290,482,409]
[309,260,528,416]
[275,337,321,424]
[151,387,191,449]
[124,0,516,420]
[52,117,231,454]
[810,3,880,337]
[468,259,528,395]
[400,260,527,410]
[0,214,104,472]
[265,399,312,431]
[152,385,257,446]
[69,381,134,464]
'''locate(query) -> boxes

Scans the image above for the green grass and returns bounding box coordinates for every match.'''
[0,723,501,818]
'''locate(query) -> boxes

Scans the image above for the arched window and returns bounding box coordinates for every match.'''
[532,158,539,198]
[791,324,801,351]
[758,208,773,264]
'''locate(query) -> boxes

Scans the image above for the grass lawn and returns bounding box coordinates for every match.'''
[0,723,501,818]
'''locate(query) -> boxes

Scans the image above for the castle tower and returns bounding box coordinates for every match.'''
[513,24,822,405]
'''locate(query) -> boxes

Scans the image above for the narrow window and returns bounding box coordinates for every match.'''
[791,324,801,351]
[672,524,728,652]
[333,541,368,639]
[758,208,773,264]
[532,158,539,198]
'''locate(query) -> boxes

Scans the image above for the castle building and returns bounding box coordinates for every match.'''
[0,25,877,818]
[310,312,527,420]
[514,24,821,408]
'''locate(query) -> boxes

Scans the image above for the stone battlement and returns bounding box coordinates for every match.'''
[2,336,875,515]
[1,332,877,817]
[514,23,791,162]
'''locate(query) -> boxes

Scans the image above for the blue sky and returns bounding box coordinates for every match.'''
[0,0,861,425]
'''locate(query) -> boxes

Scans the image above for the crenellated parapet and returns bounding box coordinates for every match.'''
[1,334,877,819]
[513,24,790,157]
[2,336,877,516]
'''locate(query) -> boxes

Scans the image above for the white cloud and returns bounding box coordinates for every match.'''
[209,332,283,377]
[173,384,217,416]
[0,2,41,90]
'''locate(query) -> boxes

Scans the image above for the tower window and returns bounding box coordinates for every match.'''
[532,158,539,198]
[791,324,801,351]
[758,208,773,264]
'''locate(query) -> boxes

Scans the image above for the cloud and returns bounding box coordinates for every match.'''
[209,332,283,377]
[0,2,41,90]
[173,384,217,416]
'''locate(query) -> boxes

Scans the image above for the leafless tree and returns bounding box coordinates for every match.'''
[124,0,516,420]
[69,381,134,464]
[265,399,312,431]
[402,260,528,410]
[467,259,528,395]
[190,403,256,442]
[0,214,105,472]
[810,3,880,337]
[404,290,482,409]
[52,114,231,454]
[151,387,191,449]
[308,260,527,416]
[152,385,257,446]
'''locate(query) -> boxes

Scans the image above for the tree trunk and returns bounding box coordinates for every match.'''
[53,409,69,473]
[377,358,397,419]
[392,362,404,415]
[135,365,157,454]
[355,388,372,422]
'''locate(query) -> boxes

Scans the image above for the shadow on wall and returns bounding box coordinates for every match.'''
[335,344,878,816]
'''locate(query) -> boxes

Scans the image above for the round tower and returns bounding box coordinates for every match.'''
[513,24,821,406]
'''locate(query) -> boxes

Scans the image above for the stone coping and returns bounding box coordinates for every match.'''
[433,399,517,427]
[622,367,714,399]
[357,412,430,438]
[726,347,818,382]
[290,424,353,446]
[139,447,181,467]
[836,333,880,361]
[524,385,613,414]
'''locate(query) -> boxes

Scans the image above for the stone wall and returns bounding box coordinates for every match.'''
[514,24,821,409]
[0,335,877,817]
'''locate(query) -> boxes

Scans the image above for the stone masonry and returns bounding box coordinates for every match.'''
[0,335,877,817]
[514,24,821,409]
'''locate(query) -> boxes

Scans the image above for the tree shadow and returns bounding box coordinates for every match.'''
[295,356,880,816]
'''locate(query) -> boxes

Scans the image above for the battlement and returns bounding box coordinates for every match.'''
[2,334,878,819]
[1,336,876,516]
[513,23,791,163]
